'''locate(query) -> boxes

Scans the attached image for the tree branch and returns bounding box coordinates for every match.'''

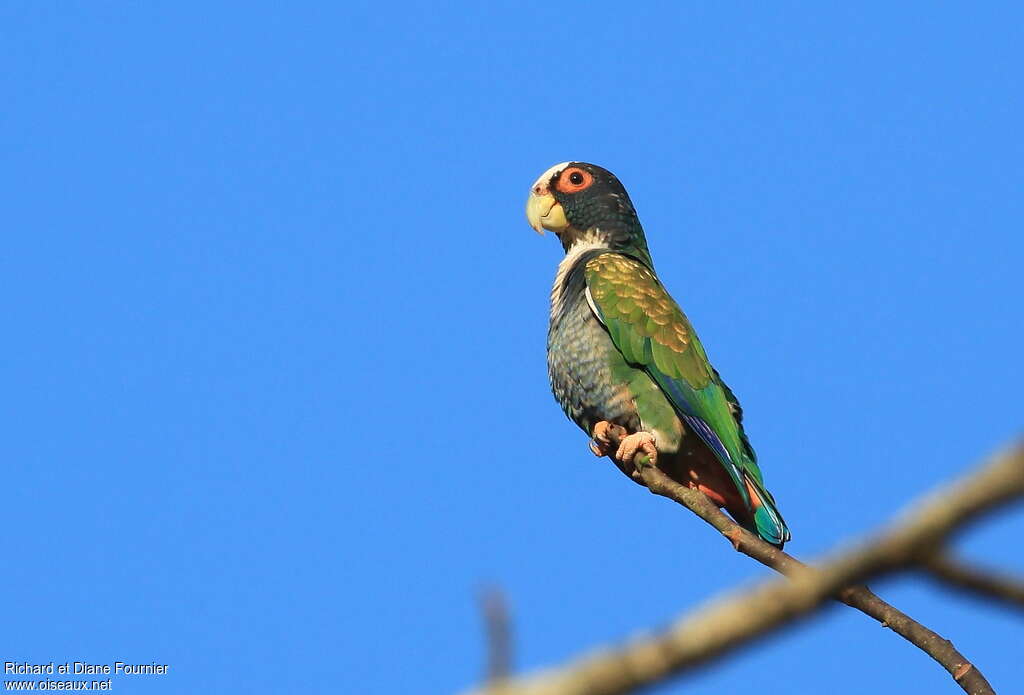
[922,552,1024,613]
[464,443,1024,695]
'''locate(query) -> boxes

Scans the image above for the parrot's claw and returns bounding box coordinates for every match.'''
[615,431,658,470]
[589,421,627,457]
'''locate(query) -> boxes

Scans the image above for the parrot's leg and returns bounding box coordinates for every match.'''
[615,431,658,470]
[589,421,627,457]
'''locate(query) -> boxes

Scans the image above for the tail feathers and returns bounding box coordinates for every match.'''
[743,472,791,548]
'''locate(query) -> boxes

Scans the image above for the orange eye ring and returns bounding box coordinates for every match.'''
[554,167,594,194]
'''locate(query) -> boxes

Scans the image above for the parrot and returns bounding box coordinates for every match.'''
[525,161,790,547]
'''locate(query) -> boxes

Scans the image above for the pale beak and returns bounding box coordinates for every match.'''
[525,191,569,235]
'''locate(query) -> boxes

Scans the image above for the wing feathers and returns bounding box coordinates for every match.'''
[584,252,791,545]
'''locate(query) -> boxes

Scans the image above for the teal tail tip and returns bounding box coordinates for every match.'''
[753,505,791,549]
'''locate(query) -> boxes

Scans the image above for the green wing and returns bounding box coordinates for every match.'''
[584,253,789,545]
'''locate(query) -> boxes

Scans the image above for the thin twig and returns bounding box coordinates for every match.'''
[922,553,1024,612]
[480,585,514,682]
[636,470,997,693]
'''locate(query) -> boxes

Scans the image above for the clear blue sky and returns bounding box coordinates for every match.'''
[3,3,1021,693]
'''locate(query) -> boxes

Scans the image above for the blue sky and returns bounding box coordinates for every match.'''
[2,3,1021,693]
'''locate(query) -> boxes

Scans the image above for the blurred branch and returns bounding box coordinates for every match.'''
[922,552,1024,612]
[464,442,1024,695]
[480,585,514,682]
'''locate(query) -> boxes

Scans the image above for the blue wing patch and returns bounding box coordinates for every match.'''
[681,413,745,491]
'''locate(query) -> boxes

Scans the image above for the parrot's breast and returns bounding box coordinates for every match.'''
[547,246,640,436]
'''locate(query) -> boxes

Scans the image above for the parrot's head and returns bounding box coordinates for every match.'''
[525,162,650,259]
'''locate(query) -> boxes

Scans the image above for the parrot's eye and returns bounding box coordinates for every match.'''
[555,167,594,194]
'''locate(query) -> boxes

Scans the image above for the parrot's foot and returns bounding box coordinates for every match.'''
[615,431,658,471]
[589,421,627,457]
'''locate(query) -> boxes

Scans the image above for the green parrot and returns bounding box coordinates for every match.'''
[526,161,790,547]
